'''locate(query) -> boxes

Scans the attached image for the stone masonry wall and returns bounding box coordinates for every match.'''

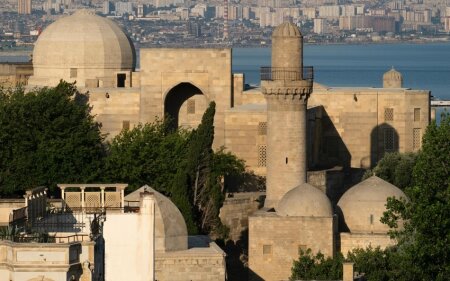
[249,212,334,281]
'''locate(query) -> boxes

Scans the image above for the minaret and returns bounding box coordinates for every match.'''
[261,22,314,209]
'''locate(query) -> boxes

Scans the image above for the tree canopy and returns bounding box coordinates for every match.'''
[363,152,417,189]
[0,82,105,196]
[382,113,450,281]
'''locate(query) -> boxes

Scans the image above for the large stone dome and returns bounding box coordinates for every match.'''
[272,22,302,37]
[125,185,188,253]
[337,176,407,234]
[30,9,135,87]
[276,183,333,217]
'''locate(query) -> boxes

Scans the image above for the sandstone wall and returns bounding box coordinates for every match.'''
[249,211,334,281]
[219,192,264,240]
[155,243,226,281]
[340,232,396,256]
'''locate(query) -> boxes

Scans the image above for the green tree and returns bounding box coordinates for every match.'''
[290,249,344,281]
[363,152,417,189]
[0,82,105,196]
[382,113,450,281]
[104,120,190,193]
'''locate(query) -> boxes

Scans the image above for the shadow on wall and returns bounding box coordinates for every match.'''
[370,123,399,168]
[164,82,205,129]
[216,228,263,281]
[309,106,351,170]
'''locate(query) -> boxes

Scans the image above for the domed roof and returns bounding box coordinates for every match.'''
[125,185,188,252]
[276,183,333,217]
[31,10,135,87]
[383,67,402,81]
[337,176,407,234]
[273,22,302,37]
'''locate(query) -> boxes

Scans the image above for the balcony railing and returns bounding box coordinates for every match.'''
[260,66,314,82]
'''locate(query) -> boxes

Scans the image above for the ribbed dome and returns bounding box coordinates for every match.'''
[273,22,302,37]
[30,9,135,87]
[337,176,407,234]
[125,185,188,252]
[276,183,333,217]
[383,67,403,88]
[383,67,402,81]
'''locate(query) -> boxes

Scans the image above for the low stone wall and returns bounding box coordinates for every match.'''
[0,240,92,281]
[155,243,226,281]
[340,232,395,256]
[219,192,265,241]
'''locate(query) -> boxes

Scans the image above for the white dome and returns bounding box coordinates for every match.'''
[30,10,135,87]
[276,183,333,217]
[337,176,407,234]
[125,185,188,252]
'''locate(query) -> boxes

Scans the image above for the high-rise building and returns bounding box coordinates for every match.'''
[18,0,31,14]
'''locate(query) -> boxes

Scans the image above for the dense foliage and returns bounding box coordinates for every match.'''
[382,113,450,281]
[291,247,398,281]
[291,249,343,281]
[104,120,190,193]
[104,101,245,235]
[363,152,417,189]
[0,82,105,196]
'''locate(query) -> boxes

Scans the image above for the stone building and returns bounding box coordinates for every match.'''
[0,10,431,281]
[0,9,429,174]
[0,184,226,281]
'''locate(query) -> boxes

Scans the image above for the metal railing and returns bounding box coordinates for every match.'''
[260,66,314,81]
[0,233,90,243]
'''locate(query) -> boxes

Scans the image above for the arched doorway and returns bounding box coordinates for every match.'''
[164,82,208,129]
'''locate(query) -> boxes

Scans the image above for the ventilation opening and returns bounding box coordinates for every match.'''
[117,73,126,88]
[286,157,288,164]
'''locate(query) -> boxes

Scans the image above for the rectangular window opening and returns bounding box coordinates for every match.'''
[384,128,395,151]
[414,108,421,122]
[70,68,77,78]
[263,244,272,255]
[384,108,394,122]
[122,120,130,131]
[117,73,126,88]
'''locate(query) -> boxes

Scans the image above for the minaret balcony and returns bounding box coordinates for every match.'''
[260,66,314,82]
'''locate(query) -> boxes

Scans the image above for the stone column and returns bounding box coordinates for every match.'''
[261,22,313,209]
[343,262,354,281]
[81,186,86,210]
[100,186,105,209]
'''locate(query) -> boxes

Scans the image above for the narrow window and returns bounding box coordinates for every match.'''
[258,122,267,135]
[70,68,77,78]
[370,214,374,224]
[122,120,130,130]
[414,108,421,122]
[258,145,267,167]
[384,128,395,151]
[413,128,421,151]
[384,108,394,122]
[117,73,126,88]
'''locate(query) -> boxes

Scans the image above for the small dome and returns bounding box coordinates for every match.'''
[30,9,135,87]
[383,67,403,88]
[273,22,302,37]
[276,183,333,217]
[337,176,407,234]
[125,185,188,252]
